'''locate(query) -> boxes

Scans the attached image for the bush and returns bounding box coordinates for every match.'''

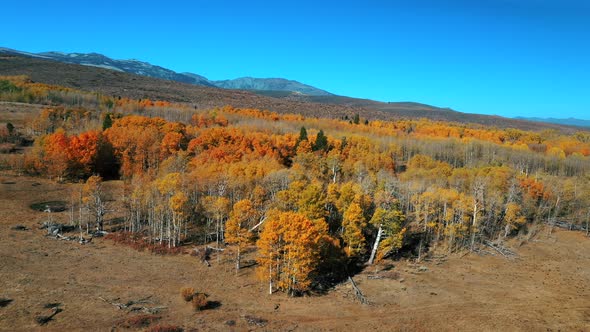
[147,325,184,332]
[180,287,195,302]
[191,293,209,311]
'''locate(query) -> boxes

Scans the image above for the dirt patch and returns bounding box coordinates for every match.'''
[0,173,589,331]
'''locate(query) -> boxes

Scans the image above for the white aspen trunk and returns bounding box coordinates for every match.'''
[236,246,241,272]
[269,264,273,295]
[549,196,560,235]
[249,216,267,232]
[159,208,163,245]
[369,225,383,265]
[216,217,220,249]
[504,223,511,238]
[172,213,176,247]
[438,202,447,242]
[470,202,478,250]
[332,165,337,183]
[167,214,172,248]
[417,237,423,261]
[69,203,74,225]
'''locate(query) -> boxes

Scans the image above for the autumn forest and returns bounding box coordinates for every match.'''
[1,74,590,298]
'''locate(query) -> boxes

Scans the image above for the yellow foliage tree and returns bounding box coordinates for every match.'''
[256,211,321,295]
[342,202,366,258]
[226,199,255,271]
[503,202,526,237]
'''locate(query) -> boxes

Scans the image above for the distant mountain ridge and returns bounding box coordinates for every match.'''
[213,77,332,96]
[0,48,216,87]
[514,116,590,128]
[0,54,586,134]
[0,47,331,95]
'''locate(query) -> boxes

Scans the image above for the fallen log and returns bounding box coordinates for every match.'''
[367,275,383,280]
[548,220,588,232]
[348,276,370,305]
[483,241,517,259]
[99,296,165,313]
[207,246,225,251]
[79,236,93,245]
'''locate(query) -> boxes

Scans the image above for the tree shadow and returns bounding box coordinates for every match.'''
[240,260,258,269]
[0,298,13,308]
[203,300,222,310]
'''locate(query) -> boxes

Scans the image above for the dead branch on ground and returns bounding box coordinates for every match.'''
[348,276,370,305]
[483,240,517,259]
[99,296,166,314]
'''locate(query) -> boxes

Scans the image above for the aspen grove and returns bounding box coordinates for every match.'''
[3,76,590,295]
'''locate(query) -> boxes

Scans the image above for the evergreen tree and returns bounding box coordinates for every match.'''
[102,113,113,130]
[298,126,308,142]
[353,113,360,125]
[6,123,14,135]
[313,129,328,152]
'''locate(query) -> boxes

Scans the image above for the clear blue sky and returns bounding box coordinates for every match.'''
[2,0,589,119]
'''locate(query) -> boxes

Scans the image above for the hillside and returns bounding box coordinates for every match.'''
[0,54,586,133]
[0,47,215,87]
[0,48,331,95]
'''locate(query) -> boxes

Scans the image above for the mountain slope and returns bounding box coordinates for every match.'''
[0,47,216,87]
[213,77,333,96]
[515,116,590,128]
[0,47,332,95]
[0,54,585,134]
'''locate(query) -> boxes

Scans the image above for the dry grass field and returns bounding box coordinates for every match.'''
[1,173,589,331]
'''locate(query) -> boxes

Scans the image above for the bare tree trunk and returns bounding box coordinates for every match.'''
[167,214,172,248]
[268,264,273,295]
[216,218,220,249]
[236,246,241,272]
[548,196,560,235]
[331,165,337,184]
[369,225,383,265]
[586,209,589,237]
[470,202,478,250]
[417,237,423,261]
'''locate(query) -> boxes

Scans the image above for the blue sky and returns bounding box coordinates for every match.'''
[2,0,589,119]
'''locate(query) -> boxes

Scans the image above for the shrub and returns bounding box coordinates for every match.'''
[191,293,208,311]
[180,287,195,302]
[148,325,184,332]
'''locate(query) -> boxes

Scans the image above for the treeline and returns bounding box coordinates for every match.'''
[2,77,590,295]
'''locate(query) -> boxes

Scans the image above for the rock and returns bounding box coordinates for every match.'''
[418,266,428,272]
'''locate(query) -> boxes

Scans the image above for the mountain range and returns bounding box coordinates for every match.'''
[1,47,588,134]
[514,117,590,129]
[0,47,332,96]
